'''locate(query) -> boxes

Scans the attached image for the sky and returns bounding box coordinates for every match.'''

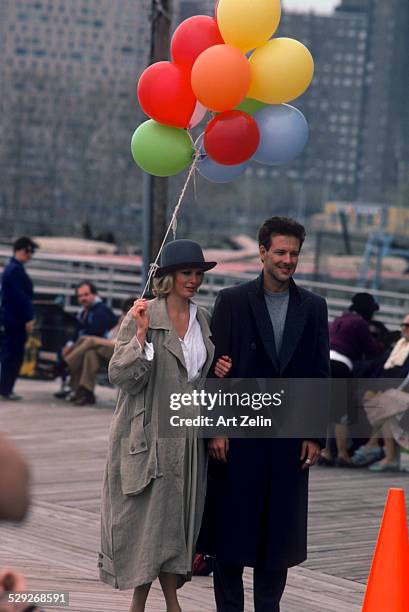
[282,0,340,14]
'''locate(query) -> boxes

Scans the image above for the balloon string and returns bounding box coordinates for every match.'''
[192,131,204,205]
[140,147,201,298]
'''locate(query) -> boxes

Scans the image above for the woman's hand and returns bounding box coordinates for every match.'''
[132,299,149,348]
[132,299,149,331]
[214,355,232,379]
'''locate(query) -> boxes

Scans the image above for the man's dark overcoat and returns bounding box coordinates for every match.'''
[198,274,330,569]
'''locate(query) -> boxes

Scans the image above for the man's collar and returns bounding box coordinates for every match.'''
[80,296,102,314]
[256,272,297,298]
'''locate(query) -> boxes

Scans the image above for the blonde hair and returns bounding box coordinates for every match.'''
[152,274,174,297]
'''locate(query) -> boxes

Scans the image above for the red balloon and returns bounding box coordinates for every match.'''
[204,111,260,165]
[171,16,224,70]
[137,62,196,128]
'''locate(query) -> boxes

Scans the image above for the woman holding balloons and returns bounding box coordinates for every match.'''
[99,240,232,612]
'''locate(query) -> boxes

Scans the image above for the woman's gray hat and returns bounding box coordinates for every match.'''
[155,239,217,277]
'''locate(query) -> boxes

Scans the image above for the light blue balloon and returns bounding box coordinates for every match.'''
[197,151,248,183]
[253,104,309,166]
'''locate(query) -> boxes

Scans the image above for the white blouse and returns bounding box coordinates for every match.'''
[139,302,207,382]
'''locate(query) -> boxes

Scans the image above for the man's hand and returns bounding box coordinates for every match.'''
[62,345,73,358]
[214,355,232,379]
[24,320,34,335]
[300,440,321,470]
[208,437,229,462]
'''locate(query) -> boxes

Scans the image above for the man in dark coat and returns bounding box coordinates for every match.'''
[199,217,330,611]
[0,236,38,400]
[57,281,118,405]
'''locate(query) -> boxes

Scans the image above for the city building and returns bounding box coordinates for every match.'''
[353,0,409,204]
[264,0,409,208]
[311,201,409,237]
[175,0,214,22]
[0,0,151,240]
[1,0,408,245]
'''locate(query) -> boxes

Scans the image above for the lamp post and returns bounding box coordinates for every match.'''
[142,0,173,284]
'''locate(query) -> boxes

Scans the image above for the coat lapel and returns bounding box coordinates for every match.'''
[279,280,311,374]
[248,275,280,372]
[148,298,214,376]
[148,298,187,372]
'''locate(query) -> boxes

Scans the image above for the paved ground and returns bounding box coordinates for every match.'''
[1,379,408,611]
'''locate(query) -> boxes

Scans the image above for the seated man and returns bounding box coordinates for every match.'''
[63,297,134,406]
[55,281,118,405]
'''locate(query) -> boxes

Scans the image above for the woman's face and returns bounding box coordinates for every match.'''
[171,268,204,300]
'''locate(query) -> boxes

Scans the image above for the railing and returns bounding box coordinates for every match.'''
[1,249,408,328]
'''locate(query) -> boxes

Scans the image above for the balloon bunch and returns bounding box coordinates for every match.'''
[131,0,314,183]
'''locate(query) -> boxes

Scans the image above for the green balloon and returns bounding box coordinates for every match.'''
[235,98,269,115]
[131,120,194,177]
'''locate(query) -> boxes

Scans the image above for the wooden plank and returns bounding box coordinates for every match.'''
[2,379,409,610]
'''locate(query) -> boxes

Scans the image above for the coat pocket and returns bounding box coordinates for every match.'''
[120,410,162,496]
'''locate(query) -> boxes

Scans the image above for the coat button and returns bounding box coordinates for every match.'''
[98,553,103,559]
[98,562,103,568]
[140,441,146,448]
[130,446,136,452]
[250,342,257,349]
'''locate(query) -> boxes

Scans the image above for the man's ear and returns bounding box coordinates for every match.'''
[259,245,266,262]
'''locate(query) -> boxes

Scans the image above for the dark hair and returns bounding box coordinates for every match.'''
[76,281,97,295]
[13,236,38,252]
[349,292,379,321]
[258,217,306,251]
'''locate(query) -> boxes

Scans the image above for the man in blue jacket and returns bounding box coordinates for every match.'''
[0,236,38,400]
[58,281,118,404]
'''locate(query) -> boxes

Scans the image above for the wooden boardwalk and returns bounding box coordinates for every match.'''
[1,379,408,611]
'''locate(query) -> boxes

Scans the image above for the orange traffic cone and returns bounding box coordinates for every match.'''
[362,488,409,611]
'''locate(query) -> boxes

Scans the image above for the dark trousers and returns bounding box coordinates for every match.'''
[0,323,26,395]
[214,561,288,612]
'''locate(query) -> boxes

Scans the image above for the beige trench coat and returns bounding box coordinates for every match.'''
[99,297,214,590]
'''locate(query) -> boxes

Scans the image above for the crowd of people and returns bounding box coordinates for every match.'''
[319,291,409,472]
[1,219,409,612]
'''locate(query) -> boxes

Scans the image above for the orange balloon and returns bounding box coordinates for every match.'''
[191,44,251,112]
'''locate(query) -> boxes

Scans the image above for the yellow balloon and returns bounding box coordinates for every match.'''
[217,0,281,54]
[248,38,314,104]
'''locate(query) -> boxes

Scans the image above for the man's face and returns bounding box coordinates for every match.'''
[76,284,96,309]
[260,234,301,285]
[401,315,409,341]
[15,247,34,264]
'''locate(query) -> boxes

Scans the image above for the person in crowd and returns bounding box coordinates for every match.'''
[351,313,409,471]
[99,240,231,612]
[0,237,38,401]
[62,296,135,406]
[54,281,117,404]
[0,436,44,612]
[319,292,384,466]
[198,217,330,612]
[0,435,29,522]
